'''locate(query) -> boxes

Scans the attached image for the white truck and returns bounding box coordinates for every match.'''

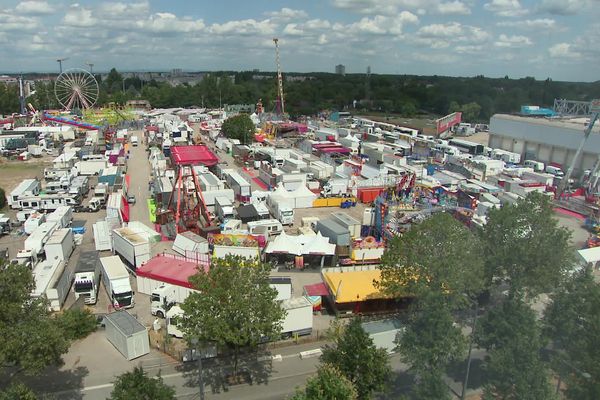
[150,283,199,318]
[215,196,235,222]
[44,228,74,263]
[73,251,102,305]
[280,297,313,338]
[16,221,58,266]
[93,182,109,205]
[266,198,294,226]
[131,136,139,146]
[321,179,348,197]
[100,255,134,309]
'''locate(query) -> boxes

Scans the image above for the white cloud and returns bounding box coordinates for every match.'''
[210,19,275,36]
[15,1,54,15]
[537,0,588,15]
[283,23,303,36]
[0,12,40,31]
[63,6,97,27]
[548,42,582,58]
[455,44,484,54]
[98,2,150,18]
[136,13,205,34]
[418,22,463,38]
[484,0,528,17]
[497,18,556,30]
[305,19,331,30]
[346,12,419,36]
[265,8,308,21]
[437,1,471,15]
[494,34,533,47]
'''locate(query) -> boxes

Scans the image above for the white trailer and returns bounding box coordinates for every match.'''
[93,220,113,251]
[31,259,68,312]
[46,206,73,229]
[24,212,46,235]
[112,227,151,268]
[225,171,252,201]
[330,212,362,239]
[215,196,235,222]
[281,297,313,338]
[100,255,134,309]
[44,228,74,262]
[104,311,149,360]
[18,221,58,264]
[9,178,41,208]
[75,159,107,176]
[172,231,209,256]
[307,161,334,180]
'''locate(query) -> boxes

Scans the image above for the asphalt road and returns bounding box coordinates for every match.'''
[126,132,153,228]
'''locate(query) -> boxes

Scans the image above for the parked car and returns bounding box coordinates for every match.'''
[127,194,136,204]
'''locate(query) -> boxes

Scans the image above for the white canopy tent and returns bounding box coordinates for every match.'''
[265,231,335,256]
[268,183,316,209]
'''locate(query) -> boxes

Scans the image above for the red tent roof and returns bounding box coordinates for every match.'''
[170,145,219,166]
[303,282,330,296]
[137,254,207,288]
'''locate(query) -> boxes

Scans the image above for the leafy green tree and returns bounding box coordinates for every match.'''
[0,186,6,210]
[221,114,256,144]
[104,68,124,94]
[476,299,555,400]
[290,364,358,400]
[109,366,175,400]
[544,269,600,399]
[398,293,466,400]
[320,317,390,399]
[380,212,484,302]
[461,102,482,121]
[480,192,573,300]
[180,255,285,377]
[56,309,97,341]
[0,382,37,400]
[0,262,69,376]
[400,101,417,117]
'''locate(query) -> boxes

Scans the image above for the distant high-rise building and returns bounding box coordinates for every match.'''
[335,64,346,75]
[171,68,182,77]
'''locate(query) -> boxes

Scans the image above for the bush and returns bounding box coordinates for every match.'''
[0,187,6,210]
[56,309,98,341]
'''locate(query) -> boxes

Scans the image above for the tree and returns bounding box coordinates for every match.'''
[110,366,175,400]
[461,102,482,121]
[290,364,358,400]
[221,114,255,145]
[0,186,5,210]
[380,212,484,302]
[320,317,390,399]
[0,262,69,376]
[104,68,124,94]
[480,192,573,300]
[476,299,555,400]
[180,255,285,377]
[0,382,37,400]
[56,309,97,341]
[398,293,466,400]
[544,269,600,399]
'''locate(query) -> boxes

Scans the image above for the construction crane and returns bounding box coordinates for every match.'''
[273,38,285,115]
[56,57,68,74]
[558,99,600,198]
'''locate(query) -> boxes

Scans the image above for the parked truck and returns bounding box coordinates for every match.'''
[280,297,313,338]
[215,196,235,222]
[150,283,198,318]
[93,182,109,205]
[266,198,294,226]
[100,255,134,309]
[44,228,74,262]
[73,251,101,305]
[321,179,348,197]
[112,227,151,268]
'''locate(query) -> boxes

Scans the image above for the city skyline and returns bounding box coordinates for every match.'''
[0,0,598,81]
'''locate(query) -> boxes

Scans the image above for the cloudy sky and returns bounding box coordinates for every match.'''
[0,0,598,81]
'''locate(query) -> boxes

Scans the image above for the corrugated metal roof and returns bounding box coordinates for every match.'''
[105,311,146,336]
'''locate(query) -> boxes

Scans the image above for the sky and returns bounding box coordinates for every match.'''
[0,0,599,81]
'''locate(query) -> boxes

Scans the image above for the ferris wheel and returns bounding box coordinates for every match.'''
[54,68,99,110]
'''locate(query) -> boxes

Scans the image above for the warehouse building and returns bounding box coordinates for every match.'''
[489,114,600,176]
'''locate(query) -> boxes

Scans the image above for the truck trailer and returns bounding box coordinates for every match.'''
[280,297,313,338]
[44,228,74,262]
[100,255,134,309]
[112,227,151,268]
[73,251,102,305]
[150,283,199,318]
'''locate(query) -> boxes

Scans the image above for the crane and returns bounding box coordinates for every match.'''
[56,57,68,74]
[273,38,285,116]
[86,62,94,74]
[558,99,600,198]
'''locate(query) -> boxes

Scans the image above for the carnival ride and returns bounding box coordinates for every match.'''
[54,68,99,110]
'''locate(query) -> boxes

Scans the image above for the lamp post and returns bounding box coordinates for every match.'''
[191,337,205,400]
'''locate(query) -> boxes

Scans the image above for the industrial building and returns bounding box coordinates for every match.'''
[489,114,600,175]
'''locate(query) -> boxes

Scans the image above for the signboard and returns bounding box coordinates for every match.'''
[591,99,600,114]
[436,112,462,134]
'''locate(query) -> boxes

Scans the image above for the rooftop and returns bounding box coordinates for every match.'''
[136,254,206,288]
[170,145,219,166]
[493,114,600,133]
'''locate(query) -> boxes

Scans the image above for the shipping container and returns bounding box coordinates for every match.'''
[44,228,74,262]
[316,219,351,246]
[104,311,149,360]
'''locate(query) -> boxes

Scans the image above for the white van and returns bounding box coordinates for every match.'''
[545,165,564,177]
[131,136,139,146]
[524,160,545,172]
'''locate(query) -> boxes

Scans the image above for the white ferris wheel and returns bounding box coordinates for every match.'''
[54,68,99,110]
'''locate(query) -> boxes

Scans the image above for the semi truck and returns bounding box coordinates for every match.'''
[73,251,102,305]
[266,198,294,226]
[215,196,235,222]
[100,255,134,309]
[280,297,313,338]
[150,283,198,318]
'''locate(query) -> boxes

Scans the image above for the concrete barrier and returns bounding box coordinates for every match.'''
[299,349,322,359]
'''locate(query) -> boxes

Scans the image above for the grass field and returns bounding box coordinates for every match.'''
[357,113,439,135]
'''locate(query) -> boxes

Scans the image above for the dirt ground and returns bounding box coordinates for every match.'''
[0,157,51,197]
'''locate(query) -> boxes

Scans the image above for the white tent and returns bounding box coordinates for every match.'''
[265,231,335,256]
[290,185,317,208]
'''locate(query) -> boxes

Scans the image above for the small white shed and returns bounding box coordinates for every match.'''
[104,311,150,360]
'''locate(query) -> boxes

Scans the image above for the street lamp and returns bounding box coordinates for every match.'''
[190,337,205,400]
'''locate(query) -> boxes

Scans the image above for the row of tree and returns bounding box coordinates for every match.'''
[377,193,597,399]
[2,70,600,120]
